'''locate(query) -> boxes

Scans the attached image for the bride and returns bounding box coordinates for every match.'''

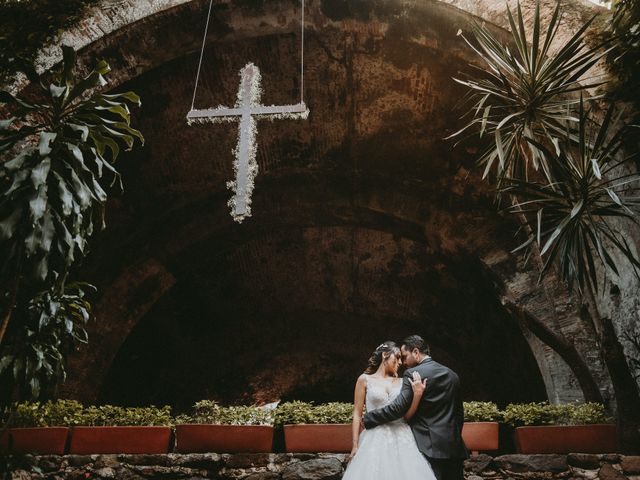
[343,341,437,479]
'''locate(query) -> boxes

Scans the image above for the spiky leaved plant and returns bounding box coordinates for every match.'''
[450,1,610,186]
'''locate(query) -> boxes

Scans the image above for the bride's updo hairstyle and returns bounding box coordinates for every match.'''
[364,341,400,374]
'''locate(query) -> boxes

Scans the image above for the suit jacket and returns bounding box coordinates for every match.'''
[362,358,469,460]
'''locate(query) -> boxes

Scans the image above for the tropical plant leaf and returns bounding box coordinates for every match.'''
[0,46,143,285]
[0,45,143,399]
[0,282,96,399]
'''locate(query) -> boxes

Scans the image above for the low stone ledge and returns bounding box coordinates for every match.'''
[281,458,344,480]
[466,453,493,473]
[621,456,640,475]
[2,453,637,480]
[493,454,569,473]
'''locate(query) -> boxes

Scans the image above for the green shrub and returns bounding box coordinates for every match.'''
[568,402,612,426]
[503,402,611,427]
[76,405,173,426]
[4,401,172,427]
[6,400,84,427]
[463,401,502,422]
[176,400,274,426]
[274,401,353,425]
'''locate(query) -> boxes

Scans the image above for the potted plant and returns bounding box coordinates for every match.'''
[504,402,617,454]
[5,400,81,454]
[276,401,353,453]
[462,402,501,454]
[174,400,274,453]
[68,405,173,454]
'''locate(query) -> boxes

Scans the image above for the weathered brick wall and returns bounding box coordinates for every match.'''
[4,453,640,480]
[8,0,637,408]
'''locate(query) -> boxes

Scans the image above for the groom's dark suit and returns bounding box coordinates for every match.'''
[363,357,468,480]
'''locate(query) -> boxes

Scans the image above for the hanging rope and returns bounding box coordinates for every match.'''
[300,0,305,105]
[190,0,214,110]
[190,0,306,112]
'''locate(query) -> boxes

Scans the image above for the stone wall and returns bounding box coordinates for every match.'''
[6,0,635,409]
[4,453,640,480]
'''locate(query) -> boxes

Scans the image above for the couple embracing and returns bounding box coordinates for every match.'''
[343,335,468,480]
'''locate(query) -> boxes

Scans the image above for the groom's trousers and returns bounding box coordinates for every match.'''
[427,458,464,480]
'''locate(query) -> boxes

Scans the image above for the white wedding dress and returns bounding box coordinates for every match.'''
[342,374,437,480]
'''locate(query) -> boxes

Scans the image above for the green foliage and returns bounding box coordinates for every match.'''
[451,1,609,186]
[451,0,640,296]
[463,401,502,422]
[2,401,172,427]
[3,399,83,427]
[503,402,611,427]
[0,282,94,398]
[502,98,640,293]
[176,400,274,426]
[274,401,353,426]
[0,45,142,402]
[0,45,143,285]
[76,405,173,427]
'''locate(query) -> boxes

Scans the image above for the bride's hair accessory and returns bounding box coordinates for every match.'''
[365,340,399,374]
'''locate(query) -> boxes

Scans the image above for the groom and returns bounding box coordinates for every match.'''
[363,335,468,480]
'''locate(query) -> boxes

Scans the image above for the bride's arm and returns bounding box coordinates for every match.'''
[404,372,427,421]
[349,374,367,460]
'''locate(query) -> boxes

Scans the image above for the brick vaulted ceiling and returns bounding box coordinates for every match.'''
[52,0,609,408]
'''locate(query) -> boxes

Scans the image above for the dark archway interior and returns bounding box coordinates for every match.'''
[61,0,552,410]
[99,222,547,411]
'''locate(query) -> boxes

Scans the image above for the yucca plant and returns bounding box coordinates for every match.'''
[501,100,640,452]
[450,1,610,185]
[502,98,640,294]
[451,1,640,452]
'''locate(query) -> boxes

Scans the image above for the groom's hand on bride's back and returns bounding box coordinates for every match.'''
[410,371,428,397]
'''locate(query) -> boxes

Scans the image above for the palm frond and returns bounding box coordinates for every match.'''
[451,1,610,186]
[501,100,640,294]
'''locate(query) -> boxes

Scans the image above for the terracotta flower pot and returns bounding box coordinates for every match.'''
[69,426,172,454]
[10,427,69,455]
[175,424,274,453]
[515,424,617,454]
[283,424,352,453]
[462,422,499,453]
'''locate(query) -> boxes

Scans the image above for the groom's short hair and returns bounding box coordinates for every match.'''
[402,335,430,355]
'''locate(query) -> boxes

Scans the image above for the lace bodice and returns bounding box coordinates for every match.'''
[343,374,435,480]
[364,374,402,411]
[342,375,436,480]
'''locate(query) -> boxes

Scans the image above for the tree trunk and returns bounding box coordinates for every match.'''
[583,285,640,454]
[506,207,606,403]
[504,301,604,404]
[599,315,640,453]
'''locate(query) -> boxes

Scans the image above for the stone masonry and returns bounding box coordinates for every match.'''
[3,453,640,480]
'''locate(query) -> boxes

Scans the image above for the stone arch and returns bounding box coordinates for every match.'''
[49,0,612,406]
[66,193,552,408]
